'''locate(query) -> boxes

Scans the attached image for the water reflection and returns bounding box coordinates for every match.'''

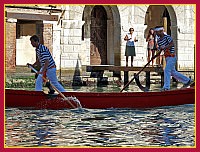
[65,82,185,93]
[5,104,195,147]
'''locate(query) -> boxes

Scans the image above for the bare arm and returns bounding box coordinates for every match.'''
[146,34,150,42]
[27,58,40,67]
[160,41,174,50]
[32,58,40,67]
[39,59,49,74]
[164,41,174,50]
[134,37,138,42]
[124,35,130,41]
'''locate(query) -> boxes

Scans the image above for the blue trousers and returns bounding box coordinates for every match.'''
[35,67,66,92]
[163,56,190,89]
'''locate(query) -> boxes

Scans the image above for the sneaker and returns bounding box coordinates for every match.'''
[183,79,193,88]
[48,90,55,94]
[160,88,169,91]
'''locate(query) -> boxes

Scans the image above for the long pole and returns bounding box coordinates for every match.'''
[120,51,161,92]
[28,65,76,109]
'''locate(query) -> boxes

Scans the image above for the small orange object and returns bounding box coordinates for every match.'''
[164,48,175,58]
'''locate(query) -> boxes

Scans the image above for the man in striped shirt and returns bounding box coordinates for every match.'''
[28,35,65,92]
[154,26,192,91]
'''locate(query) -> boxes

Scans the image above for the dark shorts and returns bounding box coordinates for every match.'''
[125,46,136,56]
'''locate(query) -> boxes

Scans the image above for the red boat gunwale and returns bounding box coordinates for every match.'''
[5,87,195,109]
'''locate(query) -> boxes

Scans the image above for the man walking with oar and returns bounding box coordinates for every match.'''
[27,35,66,92]
[27,35,81,109]
[120,26,192,93]
[154,26,192,91]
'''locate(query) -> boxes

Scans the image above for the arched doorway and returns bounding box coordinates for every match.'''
[163,8,171,35]
[90,6,107,65]
[144,5,177,66]
[144,5,172,35]
[82,5,121,66]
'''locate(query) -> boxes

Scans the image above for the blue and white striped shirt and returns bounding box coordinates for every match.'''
[157,34,175,54]
[36,44,55,69]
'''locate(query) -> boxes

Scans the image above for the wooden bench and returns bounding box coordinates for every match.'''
[86,65,164,87]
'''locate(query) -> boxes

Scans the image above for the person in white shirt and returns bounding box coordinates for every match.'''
[124,28,138,67]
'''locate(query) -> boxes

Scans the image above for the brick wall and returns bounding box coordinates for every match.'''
[43,23,53,53]
[6,22,16,71]
[5,22,53,71]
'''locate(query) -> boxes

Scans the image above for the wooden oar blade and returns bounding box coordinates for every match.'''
[134,73,149,92]
[35,95,77,109]
[27,64,82,109]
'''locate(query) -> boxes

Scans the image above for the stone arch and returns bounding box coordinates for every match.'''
[165,6,178,53]
[144,5,178,54]
[82,5,121,65]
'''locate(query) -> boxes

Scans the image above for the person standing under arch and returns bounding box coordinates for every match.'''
[124,28,138,67]
[146,28,156,66]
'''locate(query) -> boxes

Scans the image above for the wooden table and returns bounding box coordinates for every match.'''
[86,65,164,87]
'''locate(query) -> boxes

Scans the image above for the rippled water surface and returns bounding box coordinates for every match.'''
[5,104,195,147]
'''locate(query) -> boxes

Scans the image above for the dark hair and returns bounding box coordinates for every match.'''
[129,28,134,32]
[146,28,154,38]
[30,35,40,42]
[148,28,154,33]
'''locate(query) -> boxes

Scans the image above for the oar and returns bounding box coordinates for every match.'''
[28,64,77,109]
[120,51,161,92]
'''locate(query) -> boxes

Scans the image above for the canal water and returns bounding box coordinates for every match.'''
[5,83,195,147]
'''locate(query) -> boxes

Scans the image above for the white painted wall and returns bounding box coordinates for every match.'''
[16,36,36,65]
[52,5,195,71]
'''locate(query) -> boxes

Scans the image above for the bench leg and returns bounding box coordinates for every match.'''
[161,72,164,87]
[124,71,129,86]
[146,71,150,89]
[113,71,121,80]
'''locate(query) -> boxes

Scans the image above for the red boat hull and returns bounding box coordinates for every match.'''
[5,87,195,109]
